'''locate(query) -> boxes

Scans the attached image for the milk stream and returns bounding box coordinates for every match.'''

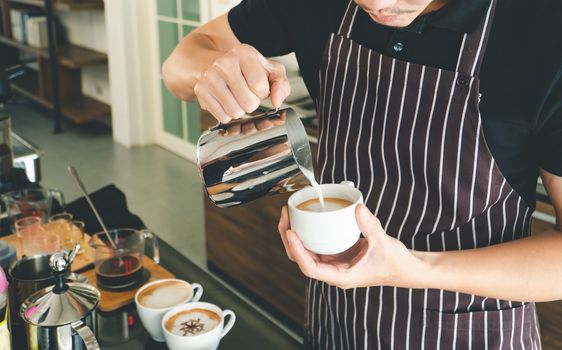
[300,167,326,211]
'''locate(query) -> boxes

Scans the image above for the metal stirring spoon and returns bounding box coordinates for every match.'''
[67,165,118,250]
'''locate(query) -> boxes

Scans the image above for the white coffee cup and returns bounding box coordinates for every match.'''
[135,278,204,342]
[162,302,236,350]
[288,181,364,254]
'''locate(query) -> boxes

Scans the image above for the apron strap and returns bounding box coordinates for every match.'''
[337,1,359,38]
[455,0,497,77]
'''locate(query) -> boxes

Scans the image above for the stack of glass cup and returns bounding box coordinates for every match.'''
[15,213,85,256]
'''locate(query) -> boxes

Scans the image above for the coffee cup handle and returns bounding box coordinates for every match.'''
[221,310,236,338]
[340,181,355,188]
[190,283,203,302]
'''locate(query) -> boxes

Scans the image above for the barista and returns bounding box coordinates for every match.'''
[163,0,562,348]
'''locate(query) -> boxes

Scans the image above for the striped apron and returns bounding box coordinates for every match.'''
[307,0,542,349]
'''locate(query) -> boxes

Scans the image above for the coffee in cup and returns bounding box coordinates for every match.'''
[162,302,236,350]
[288,181,363,255]
[135,279,203,342]
[297,197,353,212]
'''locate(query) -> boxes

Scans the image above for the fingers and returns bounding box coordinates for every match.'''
[196,87,231,124]
[266,61,291,108]
[195,44,290,123]
[286,230,352,288]
[356,204,384,243]
[277,206,294,261]
[240,54,270,100]
[214,56,261,113]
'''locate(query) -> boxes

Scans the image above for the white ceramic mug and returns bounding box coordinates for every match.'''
[162,302,236,350]
[135,279,204,342]
[288,181,364,254]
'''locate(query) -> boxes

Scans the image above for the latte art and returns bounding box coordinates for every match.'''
[297,197,353,212]
[165,309,221,337]
[138,280,192,309]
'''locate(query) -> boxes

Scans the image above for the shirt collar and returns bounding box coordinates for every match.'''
[428,0,492,33]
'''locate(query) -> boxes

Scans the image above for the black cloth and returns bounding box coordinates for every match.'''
[65,184,145,235]
[228,0,562,208]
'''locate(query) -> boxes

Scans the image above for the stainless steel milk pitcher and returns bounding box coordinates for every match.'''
[197,108,312,208]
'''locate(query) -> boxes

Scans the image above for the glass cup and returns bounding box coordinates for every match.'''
[15,216,61,256]
[46,213,74,250]
[15,216,43,256]
[89,229,159,290]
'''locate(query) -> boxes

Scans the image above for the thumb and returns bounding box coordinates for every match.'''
[356,205,385,242]
[262,60,290,108]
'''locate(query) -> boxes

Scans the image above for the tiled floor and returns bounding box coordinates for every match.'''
[6,102,207,268]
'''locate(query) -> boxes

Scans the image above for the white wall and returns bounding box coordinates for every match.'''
[208,0,241,18]
[104,0,158,147]
[55,9,111,105]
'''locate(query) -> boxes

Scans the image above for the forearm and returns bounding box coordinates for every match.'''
[415,229,562,302]
[162,32,224,101]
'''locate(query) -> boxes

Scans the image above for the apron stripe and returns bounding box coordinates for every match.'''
[398,66,426,241]
[376,287,384,349]
[342,45,364,181]
[468,116,482,220]
[319,38,344,179]
[330,41,355,181]
[421,289,427,350]
[320,282,325,349]
[430,70,459,233]
[354,49,373,189]
[406,288,413,350]
[363,287,370,349]
[413,69,442,240]
[390,287,398,349]
[317,35,333,134]
[328,284,335,348]
[342,290,349,349]
[455,33,468,72]
[337,1,356,37]
[365,54,383,203]
[385,63,410,232]
[470,2,495,76]
[450,77,475,230]
[352,288,358,350]
[373,58,397,215]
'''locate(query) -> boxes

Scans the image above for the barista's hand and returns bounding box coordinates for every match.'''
[278,205,429,289]
[194,44,290,123]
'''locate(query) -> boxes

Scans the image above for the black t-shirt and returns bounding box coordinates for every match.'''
[228,0,562,208]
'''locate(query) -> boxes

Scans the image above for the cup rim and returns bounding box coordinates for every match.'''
[288,183,362,214]
[135,278,195,311]
[161,301,224,340]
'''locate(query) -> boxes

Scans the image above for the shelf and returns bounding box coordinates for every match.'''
[8,0,103,11]
[12,77,111,124]
[0,35,107,68]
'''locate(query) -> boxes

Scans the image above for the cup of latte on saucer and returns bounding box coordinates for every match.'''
[135,278,204,342]
[162,301,236,350]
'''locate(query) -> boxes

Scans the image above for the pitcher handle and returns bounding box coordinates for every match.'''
[48,188,66,214]
[72,321,100,350]
[141,229,160,264]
